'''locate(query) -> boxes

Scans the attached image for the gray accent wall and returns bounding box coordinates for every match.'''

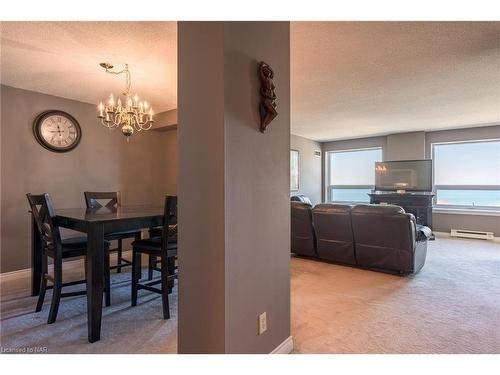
[386,131,426,161]
[178,21,290,354]
[0,85,176,273]
[290,134,322,205]
[320,127,500,236]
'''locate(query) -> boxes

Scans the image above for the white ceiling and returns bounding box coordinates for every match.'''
[2,22,499,141]
[0,22,177,113]
[291,22,500,141]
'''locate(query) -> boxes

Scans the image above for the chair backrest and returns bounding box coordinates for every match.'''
[84,191,121,209]
[161,195,178,253]
[290,195,312,207]
[312,203,356,265]
[291,201,317,257]
[26,193,62,253]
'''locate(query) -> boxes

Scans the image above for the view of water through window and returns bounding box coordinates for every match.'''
[436,190,500,207]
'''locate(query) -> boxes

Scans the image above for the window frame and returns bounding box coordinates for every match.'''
[290,149,300,192]
[325,146,383,203]
[431,138,500,210]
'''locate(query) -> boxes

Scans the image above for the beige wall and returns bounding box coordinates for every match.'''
[0,85,175,273]
[160,129,178,195]
[320,127,500,235]
[178,21,290,354]
[178,21,226,353]
[290,134,322,204]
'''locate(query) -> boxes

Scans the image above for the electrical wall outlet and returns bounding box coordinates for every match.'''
[258,312,267,335]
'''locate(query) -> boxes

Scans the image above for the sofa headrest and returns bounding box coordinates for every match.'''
[291,201,312,210]
[351,204,405,215]
[313,203,352,214]
[290,195,312,207]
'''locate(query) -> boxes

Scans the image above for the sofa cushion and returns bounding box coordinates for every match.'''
[312,203,356,265]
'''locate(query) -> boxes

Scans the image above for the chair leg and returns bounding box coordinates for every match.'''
[116,239,122,273]
[47,258,62,324]
[104,246,111,307]
[148,255,156,280]
[160,255,170,320]
[131,249,139,307]
[35,255,48,312]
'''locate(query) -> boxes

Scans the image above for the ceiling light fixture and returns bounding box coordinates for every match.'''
[97,63,154,142]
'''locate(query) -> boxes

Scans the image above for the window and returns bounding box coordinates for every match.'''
[290,150,299,191]
[326,147,383,202]
[432,140,500,209]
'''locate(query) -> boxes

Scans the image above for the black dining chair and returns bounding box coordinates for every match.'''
[146,225,177,281]
[84,191,143,275]
[27,193,111,323]
[131,195,178,319]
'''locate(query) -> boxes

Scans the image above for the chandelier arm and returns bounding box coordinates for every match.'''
[100,118,117,129]
[113,113,122,127]
[132,114,142,131]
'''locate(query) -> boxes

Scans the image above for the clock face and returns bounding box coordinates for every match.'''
[33,111,81,152]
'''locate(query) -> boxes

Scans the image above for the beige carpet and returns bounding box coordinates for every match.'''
[1,237,499,353]
[291,236,500,354]
[0,261,177,354]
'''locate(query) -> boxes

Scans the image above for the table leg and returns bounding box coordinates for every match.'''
[135,232,142,281]
[86,223,104,343]
[31,214,42,296]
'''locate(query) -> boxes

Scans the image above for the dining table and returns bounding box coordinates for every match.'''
[31,205,164,343]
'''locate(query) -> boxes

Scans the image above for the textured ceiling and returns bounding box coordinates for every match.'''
[291,22,500,141]
[0,21,177,113]
[2,22,499,141]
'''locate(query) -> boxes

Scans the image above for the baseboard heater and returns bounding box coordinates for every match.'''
[450,229,494,240]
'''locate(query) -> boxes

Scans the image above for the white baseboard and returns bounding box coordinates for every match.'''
[270,335,294,354]
[0,250,136,282]
[433,231,500,243]
[0,257,85,282]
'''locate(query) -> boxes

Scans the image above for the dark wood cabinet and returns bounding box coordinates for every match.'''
[368,191,434,229]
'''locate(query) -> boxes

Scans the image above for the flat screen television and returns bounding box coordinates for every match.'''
[375,160,432,192]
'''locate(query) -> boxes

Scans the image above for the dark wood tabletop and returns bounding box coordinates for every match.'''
[56,205,165,222]
[31,205,164,343]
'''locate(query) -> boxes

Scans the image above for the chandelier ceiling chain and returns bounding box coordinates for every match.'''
[97,63,154,142]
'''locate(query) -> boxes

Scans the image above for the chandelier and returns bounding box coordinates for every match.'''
[97,63,154,142]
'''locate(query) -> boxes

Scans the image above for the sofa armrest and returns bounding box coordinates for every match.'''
[416,224,432,242]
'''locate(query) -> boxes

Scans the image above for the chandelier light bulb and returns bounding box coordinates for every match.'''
[108,93,115,107]
[98,102,104,117]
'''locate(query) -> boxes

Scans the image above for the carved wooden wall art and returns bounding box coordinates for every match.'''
[259,61,278,132]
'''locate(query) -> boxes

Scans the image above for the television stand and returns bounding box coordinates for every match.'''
[368,191,435,239]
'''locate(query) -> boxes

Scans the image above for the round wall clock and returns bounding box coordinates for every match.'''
[33,110,82,152]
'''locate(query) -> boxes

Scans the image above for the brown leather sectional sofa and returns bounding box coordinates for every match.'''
[291,196,431,274]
